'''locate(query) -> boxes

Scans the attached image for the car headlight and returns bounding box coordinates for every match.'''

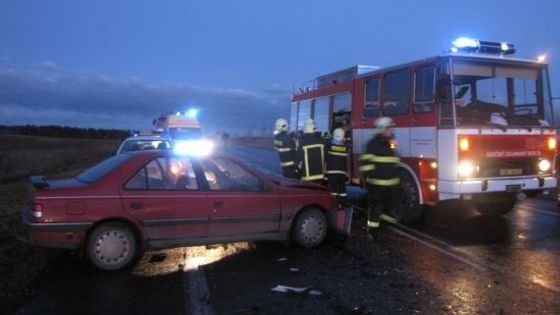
[458,160,475,177]
[538,159,551,172]
[174,140,214,156]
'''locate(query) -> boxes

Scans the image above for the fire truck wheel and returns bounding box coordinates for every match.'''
[397,171,424,223]
[473,194,516,216]
[292,208,327,248]
[86,222,139,271]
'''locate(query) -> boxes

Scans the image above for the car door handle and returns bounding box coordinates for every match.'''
[130,201,143,209]
[213,201,224,208]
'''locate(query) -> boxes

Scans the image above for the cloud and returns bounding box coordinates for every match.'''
[0,63,291,135]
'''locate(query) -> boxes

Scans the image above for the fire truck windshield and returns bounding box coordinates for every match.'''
[451,60,552,128]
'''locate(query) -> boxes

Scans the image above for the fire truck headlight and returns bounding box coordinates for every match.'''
[538,159,551,172]
[458,161,475,177]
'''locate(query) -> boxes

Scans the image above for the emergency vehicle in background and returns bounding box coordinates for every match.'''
[152,110,204,140]
[291,38,556,222]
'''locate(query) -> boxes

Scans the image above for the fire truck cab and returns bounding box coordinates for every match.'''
[291,38,556,222]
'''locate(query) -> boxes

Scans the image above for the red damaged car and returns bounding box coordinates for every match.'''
[23,151,351,271]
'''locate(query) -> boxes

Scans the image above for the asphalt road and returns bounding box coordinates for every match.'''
[14,144,560,315]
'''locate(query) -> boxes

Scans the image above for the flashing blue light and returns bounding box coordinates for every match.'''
[452,37,479,49]
[187,109,198,118]
[173,139,213,156]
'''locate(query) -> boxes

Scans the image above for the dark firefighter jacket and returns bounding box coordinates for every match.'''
[273,131,297,168]
[298,132,326,181]
[359,134,400,186]
[326,140,349,177]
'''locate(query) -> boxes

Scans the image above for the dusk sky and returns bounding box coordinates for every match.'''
[1,0,560,135]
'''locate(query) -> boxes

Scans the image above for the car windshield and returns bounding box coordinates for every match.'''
[77,154,131,184]
[122,139,170,152]
[451,60,552,127]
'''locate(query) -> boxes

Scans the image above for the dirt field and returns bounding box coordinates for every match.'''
[0,135,120,313]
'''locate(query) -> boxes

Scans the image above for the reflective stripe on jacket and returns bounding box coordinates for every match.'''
[274,132,297,168]
[298,133,326,181]
[360,134,400,186]
[326,141,349,176]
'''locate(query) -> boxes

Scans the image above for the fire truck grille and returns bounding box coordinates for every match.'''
[477,158,538,178]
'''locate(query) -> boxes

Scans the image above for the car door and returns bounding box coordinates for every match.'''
[199,157,282,237]
[120,156,210,241]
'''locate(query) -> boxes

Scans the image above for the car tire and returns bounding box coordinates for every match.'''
[397,171,425,223]
[86,222,138,271]
[292,208,327,248]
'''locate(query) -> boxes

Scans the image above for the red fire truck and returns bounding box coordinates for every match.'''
[291,38,556,222]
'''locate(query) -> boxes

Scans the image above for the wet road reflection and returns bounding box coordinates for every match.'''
[232,144,560,312]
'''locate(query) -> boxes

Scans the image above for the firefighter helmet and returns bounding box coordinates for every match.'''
[303,119,316,134]
[275,118,289,132]
[374,117,396,133]
[333,128,345,141]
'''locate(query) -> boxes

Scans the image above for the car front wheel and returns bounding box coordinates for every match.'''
[86,222,138,271]
[292,208,327,248]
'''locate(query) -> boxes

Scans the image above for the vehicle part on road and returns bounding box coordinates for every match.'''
[472,193,517,216]
[86,222,138,271]
[271,285,323,296]
[292,208,327,248]
[398,171,424,222]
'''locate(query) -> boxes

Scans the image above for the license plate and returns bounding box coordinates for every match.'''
[500,168,522,176]
[506,184,522,192]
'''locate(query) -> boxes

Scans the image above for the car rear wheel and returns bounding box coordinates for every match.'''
[86,222,138,271]
[292,208,327,248]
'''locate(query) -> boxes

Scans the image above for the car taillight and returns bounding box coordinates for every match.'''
[32,203,43,218]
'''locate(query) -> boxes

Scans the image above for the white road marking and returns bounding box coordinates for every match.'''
[387,226,486,271]
[183,247,215,315]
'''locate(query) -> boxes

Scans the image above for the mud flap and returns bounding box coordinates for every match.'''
[328,207,353,235]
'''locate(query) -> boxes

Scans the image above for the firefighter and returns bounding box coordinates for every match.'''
[298,119,326,185]
[359,117,401,239]
[326,128,349,207]
[273,118,299,179]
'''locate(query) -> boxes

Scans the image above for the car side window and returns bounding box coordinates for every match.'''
[125,168,147,189]
[125,157,198,190]
[200,158,263,192]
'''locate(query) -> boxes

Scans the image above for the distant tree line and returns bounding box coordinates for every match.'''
[0,125,129,139]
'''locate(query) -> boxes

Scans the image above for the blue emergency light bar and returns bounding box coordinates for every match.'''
[451,37,516,55]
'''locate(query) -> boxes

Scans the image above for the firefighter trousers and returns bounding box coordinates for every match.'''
[367,185,401,228]
[328,174,348,207]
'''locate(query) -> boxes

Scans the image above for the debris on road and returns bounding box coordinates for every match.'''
[270,285,323,296]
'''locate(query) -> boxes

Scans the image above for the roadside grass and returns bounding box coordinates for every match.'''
[0,135,120,313]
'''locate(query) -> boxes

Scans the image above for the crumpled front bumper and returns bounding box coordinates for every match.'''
[328,207,353,235]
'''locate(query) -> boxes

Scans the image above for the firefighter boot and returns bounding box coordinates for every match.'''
[366,220,380,241]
